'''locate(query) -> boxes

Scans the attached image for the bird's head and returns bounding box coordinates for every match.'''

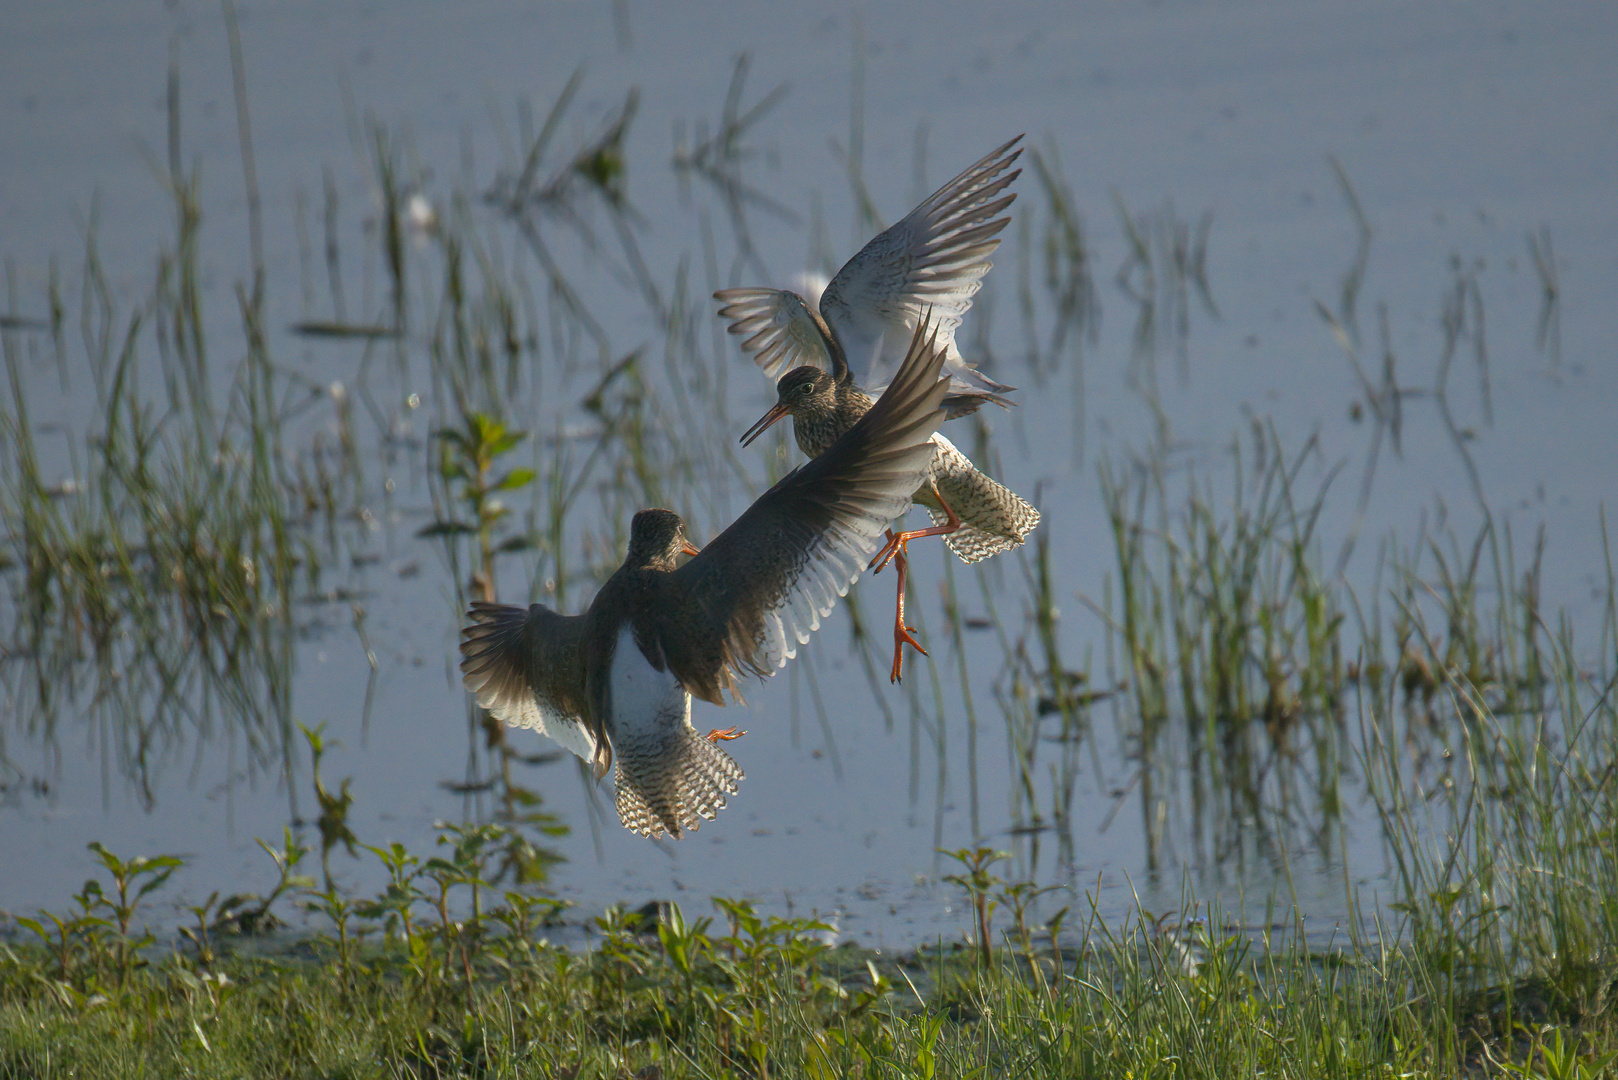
[740,366,837,447]
[626,508,700,570]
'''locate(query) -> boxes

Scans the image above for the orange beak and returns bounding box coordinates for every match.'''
[681,539,701,557]
[739,401,790,448]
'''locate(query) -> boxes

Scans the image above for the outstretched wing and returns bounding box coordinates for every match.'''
[818,135,1023,397]
[713,287,843,383]
[661,315,952,703]
[459,601,604,773]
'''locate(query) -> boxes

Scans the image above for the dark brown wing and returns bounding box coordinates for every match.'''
[660,314,953,702]
[459,601,605,774]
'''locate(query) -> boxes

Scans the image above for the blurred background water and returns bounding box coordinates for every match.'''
[2,0,1614,948]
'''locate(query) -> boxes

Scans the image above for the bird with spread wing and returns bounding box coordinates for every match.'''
[717,136,1039,681]
[460,315,954,839]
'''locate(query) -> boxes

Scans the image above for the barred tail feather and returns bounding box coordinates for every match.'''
[928,484,1041,565]
[614,727,745,840]
[936,515,1020,563]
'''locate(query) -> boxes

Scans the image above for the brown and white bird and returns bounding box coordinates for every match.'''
[719,137,1039,681]
[459,316,954,839]
[740,363,1039,683]
[715,134,1024,416]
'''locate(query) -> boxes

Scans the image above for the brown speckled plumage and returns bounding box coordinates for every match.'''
[612,714,747,840]
[747,366,1040,563]
[739,361,1038,683]
[916,433,1041,563]
[461,318,955,838]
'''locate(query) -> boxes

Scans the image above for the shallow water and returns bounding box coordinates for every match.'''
[2,0,1615,947]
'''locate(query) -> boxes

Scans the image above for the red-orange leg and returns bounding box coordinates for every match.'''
[870,491,962,681]
[868,490,963,574]
[889,545,928,682]
[704,727,745,742]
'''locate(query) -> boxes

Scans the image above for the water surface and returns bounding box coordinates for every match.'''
[3,0,1615,947]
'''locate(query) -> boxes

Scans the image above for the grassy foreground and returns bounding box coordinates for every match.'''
[0,906,1612,1079]
[2,753,1616,1080]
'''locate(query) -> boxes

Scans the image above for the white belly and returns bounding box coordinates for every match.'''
[605,623,744,840]
[608,624,690,741]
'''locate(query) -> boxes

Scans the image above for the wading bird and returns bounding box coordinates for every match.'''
[718,136,1038,681]
[460,316,954,839]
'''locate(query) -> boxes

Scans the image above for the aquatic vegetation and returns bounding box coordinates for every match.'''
[0,34,1612,1080]
[0,707,1612,1078]
[0,178,324,804]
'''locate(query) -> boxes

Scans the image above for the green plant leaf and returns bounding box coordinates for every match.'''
[492,467,536,491]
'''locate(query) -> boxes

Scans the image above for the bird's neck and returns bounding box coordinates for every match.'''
[619,547,681,574]
[791,384,872,458]
[841,383,875,414]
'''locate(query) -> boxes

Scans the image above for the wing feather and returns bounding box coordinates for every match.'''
[714,137,1022,415]
[818,135,1023,396]
[713,288,839,382]
[459,601,602,768]
[663,315,954,695]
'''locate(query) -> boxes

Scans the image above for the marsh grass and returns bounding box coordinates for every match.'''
[1362,517,1618,1019]
[1111,193,1217,426]
[1,703,1614,1079]
[1081,422,1350,874]
[4,39,1617,1079]
[1022,144,1101,378]
[0,160,321,805]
